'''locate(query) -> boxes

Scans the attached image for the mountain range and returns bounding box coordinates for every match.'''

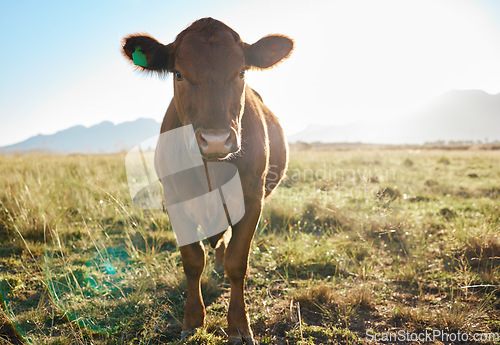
[289,90,500,144]
[0,118,161,154]
[1,89,499,153]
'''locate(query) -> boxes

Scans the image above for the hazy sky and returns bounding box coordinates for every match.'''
[1,0,500,146]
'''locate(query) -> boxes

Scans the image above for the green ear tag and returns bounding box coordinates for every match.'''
[132,46,148,67]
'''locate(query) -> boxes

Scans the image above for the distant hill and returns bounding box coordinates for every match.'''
[289,90,500,144]
[2,90,499,153]
[0,118,161,154]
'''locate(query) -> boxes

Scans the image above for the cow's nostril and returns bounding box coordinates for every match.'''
[224,135,233,149]
[198,134,209,149]
[197,130,233,156]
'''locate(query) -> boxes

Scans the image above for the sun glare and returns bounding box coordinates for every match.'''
[243,0,500,132]
[2,0,499,146]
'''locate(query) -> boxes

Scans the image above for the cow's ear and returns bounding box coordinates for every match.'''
[244,35,293,69]
[122,34,174,73]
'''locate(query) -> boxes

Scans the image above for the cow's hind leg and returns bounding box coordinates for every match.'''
[214,228,231,273]
[208,229,231,274]
[224,198,262,345]
[179,241,206,337]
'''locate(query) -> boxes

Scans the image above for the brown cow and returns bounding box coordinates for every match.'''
[123,18,293,344]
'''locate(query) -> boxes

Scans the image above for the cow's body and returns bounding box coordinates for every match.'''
[123,18,292,344]
[159,86,287,199]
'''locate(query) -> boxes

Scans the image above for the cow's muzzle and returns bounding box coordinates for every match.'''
[195,128,239,159]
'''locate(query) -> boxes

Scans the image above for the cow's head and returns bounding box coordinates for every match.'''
[123,18,293,160]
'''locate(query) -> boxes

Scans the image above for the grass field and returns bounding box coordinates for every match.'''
[0,147,499,344]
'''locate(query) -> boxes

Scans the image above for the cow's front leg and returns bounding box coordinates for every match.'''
[179,241,206,337]
[224,197,262,345]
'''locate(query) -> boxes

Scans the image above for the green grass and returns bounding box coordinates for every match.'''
[0,148,499,344]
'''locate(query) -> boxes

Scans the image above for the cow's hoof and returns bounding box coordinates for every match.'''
[243,336,256,345]
[228,336,256,345]
[180,331,192,340]
[228,337,243,345]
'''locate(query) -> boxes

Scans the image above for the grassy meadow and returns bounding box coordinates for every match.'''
[0,147,499,344]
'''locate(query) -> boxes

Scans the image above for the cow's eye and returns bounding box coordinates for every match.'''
[239,69,246,79]
[175,71,183,81]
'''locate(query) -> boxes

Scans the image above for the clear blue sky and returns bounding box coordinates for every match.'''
[2,0,500,146]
